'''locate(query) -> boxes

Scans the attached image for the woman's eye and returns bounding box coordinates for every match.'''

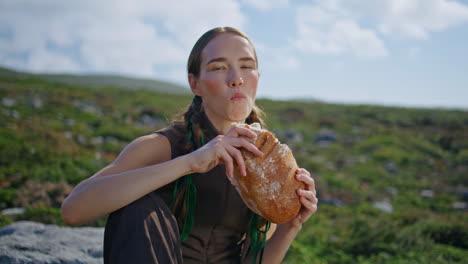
[212,66,226,71]
[241,65,254,69]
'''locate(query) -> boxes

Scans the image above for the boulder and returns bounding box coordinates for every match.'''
[315,130,337,147]
[0,221,104,264]
[372,201,393,213]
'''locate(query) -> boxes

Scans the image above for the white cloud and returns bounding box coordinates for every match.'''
[0,0,246,81]
[379,0,468,39]
[241,0,289,11]
[292,0,468,58]
[294,4,388,58]
[346,0,468,39]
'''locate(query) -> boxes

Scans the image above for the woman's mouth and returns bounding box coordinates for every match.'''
[230,92,246,101]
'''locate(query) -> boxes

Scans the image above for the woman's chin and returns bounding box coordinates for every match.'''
[229,113,250,123]
[227,105,253,123]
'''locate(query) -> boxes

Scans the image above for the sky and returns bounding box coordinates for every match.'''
[1,0,468,109]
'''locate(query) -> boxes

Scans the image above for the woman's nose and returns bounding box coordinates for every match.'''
[228,70,244,88]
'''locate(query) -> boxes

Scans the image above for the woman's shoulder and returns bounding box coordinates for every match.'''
[114,127,174,167]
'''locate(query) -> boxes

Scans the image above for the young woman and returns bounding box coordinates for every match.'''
[61,26,318,264]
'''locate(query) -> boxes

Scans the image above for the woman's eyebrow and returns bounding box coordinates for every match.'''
[239,57,256,62]
[206,56,256,65]
[206,57,227,65]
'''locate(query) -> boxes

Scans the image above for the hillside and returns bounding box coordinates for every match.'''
[0,66,190,94]
[0,69,467,263]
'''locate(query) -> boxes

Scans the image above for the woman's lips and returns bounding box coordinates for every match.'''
[230,92,246,101]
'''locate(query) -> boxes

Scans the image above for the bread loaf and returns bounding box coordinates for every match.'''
[229,123,304,224]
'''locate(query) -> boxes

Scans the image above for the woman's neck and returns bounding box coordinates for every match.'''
[204,109,244,135]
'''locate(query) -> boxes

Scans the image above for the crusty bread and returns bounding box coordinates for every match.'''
[229,123,304,224]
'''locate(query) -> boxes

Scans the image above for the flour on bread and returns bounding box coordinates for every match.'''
[230,122,304,224]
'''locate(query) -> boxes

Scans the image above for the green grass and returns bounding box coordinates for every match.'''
[1,68,467,263]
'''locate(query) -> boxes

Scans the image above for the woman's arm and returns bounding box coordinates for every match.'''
[259,168,318,263]
[61,133,195,226]
[62,126,263,227]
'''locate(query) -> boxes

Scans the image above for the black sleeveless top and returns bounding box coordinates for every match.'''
[153,112,252,263]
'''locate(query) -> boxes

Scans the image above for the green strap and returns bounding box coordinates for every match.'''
[170,119,204,242]
[247,213,271,264]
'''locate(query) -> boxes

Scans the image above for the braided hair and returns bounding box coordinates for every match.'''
[170,26,269,263]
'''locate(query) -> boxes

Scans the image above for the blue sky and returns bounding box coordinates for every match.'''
[1,0,467,109]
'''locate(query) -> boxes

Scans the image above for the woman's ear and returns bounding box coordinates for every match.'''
[188,74,201,96]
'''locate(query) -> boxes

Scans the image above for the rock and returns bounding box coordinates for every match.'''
[463,191,468,202]
[1,208,25,216]
[277,129,303,145]
[372,201,393,213]
[73,100,102,116]
[384,161,399,174]
[0,221,104,264]
[138,114,164,128]
[63,131,73,139]
[1,98,16,107]
[28,96,43,109]
[285,130,303,143]
[104,137,119,145]
[452,202,466,210]
[315,130,337,147]
[4,109,21,120]
[386,187,398,196]
[421,189,434,198]
[320,198,345,207]
[64,118,75,126]
[91,137,104,145]
[343,135,364,146]
[77,135,88,145]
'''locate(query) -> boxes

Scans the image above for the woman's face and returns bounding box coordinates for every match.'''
[190,33,260,123]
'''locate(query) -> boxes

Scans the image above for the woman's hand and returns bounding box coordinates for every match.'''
[287,168,318,228]
[187,126,264,179]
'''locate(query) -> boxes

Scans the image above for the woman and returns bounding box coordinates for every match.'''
[61,26,318,264]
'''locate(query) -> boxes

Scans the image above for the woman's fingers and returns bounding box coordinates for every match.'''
[218,148,235,179]
[297,168,311,177]
[300,196,318,214]
[226,137,263,157]
[200,130,263,179]
[295,168,319,218]
[225,145,247,176]
[297,189,317,203]
[296,172,316,195]
[225,126,258,139]
[297,189,318,216]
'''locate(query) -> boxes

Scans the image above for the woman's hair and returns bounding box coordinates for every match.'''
[187,27,259,77]
[172,26,265,147]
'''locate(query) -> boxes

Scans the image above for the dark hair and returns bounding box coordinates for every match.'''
[187,26,259,77]
[170,27,269,258]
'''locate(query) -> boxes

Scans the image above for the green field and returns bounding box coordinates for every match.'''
[1,68,467,263]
